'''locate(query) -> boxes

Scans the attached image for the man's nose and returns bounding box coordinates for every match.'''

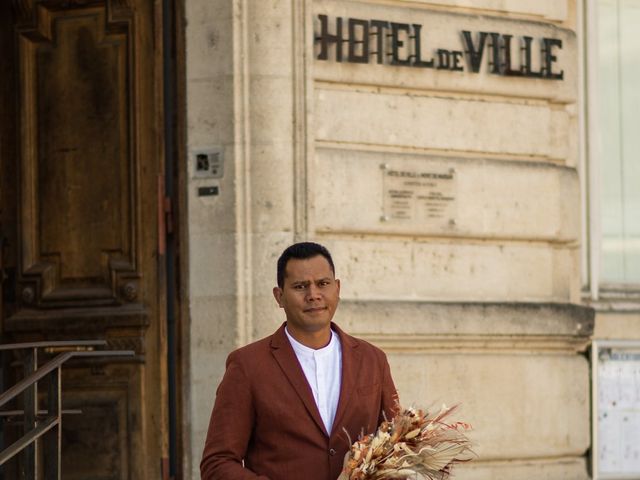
[306,284,321,300]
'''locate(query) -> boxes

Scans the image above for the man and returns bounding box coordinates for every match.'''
[201,242,398,479]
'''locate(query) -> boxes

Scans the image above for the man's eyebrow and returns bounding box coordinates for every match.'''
[289,277,332,285]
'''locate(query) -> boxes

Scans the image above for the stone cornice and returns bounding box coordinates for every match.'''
[337,300,594,353]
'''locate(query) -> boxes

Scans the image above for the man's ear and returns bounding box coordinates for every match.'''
[272,286,284,308]
[335,278,341,298]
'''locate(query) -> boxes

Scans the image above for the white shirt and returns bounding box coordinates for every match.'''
[285,326,342,434]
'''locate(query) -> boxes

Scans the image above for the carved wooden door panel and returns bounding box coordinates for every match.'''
[0,1,169,478]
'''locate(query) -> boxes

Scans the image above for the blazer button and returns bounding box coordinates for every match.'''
[329,448,336,456]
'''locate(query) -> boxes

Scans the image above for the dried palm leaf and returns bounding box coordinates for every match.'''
[338,404,474,480]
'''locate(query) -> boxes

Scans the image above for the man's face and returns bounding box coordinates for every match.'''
[273,255,340,335]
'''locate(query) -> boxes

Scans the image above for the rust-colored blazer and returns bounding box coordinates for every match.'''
[200,322,398,480]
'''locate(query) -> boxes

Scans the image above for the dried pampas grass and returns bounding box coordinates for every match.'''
[338,404,474,480]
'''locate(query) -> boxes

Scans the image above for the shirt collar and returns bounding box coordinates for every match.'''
[285,326,337,356]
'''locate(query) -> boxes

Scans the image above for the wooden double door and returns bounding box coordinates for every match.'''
[0,0,181,478]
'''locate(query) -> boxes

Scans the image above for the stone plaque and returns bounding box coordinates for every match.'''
[382,164,456,226]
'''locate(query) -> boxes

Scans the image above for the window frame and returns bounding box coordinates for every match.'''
[582,0,640,300]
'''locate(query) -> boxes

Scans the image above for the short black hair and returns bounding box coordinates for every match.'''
[276,242,335,288]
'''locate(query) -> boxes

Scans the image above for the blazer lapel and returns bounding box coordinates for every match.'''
[270,324,328,436]
[330,323,362,436]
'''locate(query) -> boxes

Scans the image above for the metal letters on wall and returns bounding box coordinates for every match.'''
[315,15,564,80]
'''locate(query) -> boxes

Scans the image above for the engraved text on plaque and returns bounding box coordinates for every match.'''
[382,165,457,227]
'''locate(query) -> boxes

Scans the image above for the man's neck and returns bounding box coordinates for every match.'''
[285,324,332,350]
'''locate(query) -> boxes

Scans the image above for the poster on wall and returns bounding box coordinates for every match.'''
[593,341,640,479]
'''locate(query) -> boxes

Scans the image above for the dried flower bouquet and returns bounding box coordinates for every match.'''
[338,404,474,480]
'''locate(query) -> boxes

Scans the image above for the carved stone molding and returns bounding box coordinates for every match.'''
[339,300,595,354]
[353,333,591,354]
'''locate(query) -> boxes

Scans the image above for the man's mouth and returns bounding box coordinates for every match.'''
[304,307,327,313]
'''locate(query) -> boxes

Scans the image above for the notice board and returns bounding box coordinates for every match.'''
[593,341,640,479]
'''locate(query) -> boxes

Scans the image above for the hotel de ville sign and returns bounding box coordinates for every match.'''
[314,14,564,80]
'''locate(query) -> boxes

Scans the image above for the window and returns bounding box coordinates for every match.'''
[587,0,640,292]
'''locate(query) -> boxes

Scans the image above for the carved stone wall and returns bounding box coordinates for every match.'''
[184,1,592,479]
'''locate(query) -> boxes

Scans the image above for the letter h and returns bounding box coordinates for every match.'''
[316,15,344,61]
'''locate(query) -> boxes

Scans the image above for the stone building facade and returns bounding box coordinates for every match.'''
[3,0,639,478]
[183,1,622,479]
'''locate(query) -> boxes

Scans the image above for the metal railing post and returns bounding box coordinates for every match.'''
[44,368,60,480]
[23,348,38,480]
[0,341,133,479]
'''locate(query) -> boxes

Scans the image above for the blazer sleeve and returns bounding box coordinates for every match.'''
[200,352,270,480]
[379,351,400,425]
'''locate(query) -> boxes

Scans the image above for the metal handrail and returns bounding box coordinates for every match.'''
[0,350,130,409]
[0,416,58,466]
[0,340,107,351]
[0,340,134,479]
